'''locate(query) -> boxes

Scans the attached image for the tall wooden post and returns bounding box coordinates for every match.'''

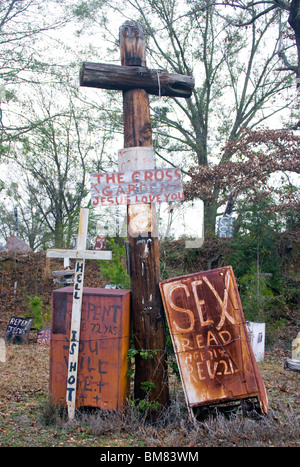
[120,21,169,406]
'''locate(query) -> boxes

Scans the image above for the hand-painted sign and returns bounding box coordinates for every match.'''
[6,317,33,344]
[159,267,268,418]
[94,236,107,250]
[217,216,236,238]
[90,168,184,207]
[50,287,130,411]
[37,328,50,345]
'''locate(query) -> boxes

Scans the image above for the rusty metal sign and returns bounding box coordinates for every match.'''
[159,267,268,417]
[50,287,130,411]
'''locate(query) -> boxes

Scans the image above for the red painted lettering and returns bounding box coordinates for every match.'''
[155,169,164,181]
[102,186,112,196]
[128,184,136,193]
[166,169,173,180]
[106,173,115,183]
[174,168,181,180]
[116,185,126,195]
[132,171,141,181]
[93,174,104,183]
[144,170,153,181]
[117,173,124,183]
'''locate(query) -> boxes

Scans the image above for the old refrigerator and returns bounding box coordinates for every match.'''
[49,287,130,410]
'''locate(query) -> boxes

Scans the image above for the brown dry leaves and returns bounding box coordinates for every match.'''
[184,127,300,210]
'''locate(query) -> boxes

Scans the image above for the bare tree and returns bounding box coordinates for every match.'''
[0,0,74,85]
[217,1,300,78]
[1,80,116,249]
[88,0,294,231]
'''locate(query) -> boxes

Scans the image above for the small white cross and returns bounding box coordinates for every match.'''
[47,208,112,419]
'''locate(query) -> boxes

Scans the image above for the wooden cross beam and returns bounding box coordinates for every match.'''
[80,63,194,98]
[47,208,112,419]
[80,20,194,408]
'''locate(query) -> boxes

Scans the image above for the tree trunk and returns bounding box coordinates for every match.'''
[204,203,218,236]
[288,0,300,79]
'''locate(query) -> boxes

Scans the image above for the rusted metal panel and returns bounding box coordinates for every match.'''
[49,287,130,411]
[159,267,268,416]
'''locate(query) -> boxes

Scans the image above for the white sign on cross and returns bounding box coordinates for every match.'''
[46,208,112,419]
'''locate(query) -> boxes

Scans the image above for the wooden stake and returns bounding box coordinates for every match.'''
[66,208,87,419]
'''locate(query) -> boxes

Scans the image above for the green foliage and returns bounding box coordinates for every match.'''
[140,381,155,393]
[72,0,105,19]
[229,196,281,277]
[127,347,138,361]
[161,194,299,347]
[127,347,158,365]
[126,347,161,421]
[27,295,50,330]
[166,357,180,380]
[237,268,275,322]
[128,396,161,421]
[98,237,130,289]
[140,349,158,360]
[160,239,202,278]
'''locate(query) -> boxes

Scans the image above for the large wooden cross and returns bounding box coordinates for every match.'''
[80,21,194,407]
[47,208,112,419]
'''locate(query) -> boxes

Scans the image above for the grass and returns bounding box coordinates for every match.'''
[0,343,299,447]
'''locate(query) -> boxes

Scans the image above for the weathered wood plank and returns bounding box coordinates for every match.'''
[80,62,195,98]
[284,358,300,371]
[47,249,112,260]
[53,278,74,284]
[52,269,75,277]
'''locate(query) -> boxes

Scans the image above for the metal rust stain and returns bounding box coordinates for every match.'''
[49,287,130,410]
[159,266,268,415]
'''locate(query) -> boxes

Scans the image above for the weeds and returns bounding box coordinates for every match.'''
[41,399,68,427]
[1,344,299,447]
